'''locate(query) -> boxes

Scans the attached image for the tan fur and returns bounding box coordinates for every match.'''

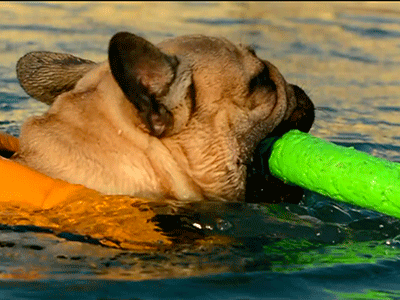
[13,33,314,202]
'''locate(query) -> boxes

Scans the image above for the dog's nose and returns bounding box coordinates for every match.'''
[267,84,314,137]
[288,84,315,133]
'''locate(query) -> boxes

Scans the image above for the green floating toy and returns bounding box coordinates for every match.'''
[266,130,400,219]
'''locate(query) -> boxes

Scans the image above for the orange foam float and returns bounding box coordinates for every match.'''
[0,132,175,250]
[0,132,100,209]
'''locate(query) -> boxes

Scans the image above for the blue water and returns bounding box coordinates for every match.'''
[2,2,400,299]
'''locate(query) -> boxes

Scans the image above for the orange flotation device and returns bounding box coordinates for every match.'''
[0,132,174,249]
[0,132,99,209]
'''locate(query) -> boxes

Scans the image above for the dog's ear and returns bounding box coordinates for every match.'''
[16,51,96,105]
[108,32,179,137]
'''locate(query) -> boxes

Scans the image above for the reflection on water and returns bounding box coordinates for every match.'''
[1,1,400,299]
[2,2,400,147]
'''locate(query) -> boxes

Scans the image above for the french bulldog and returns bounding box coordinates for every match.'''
[13,32,314,202]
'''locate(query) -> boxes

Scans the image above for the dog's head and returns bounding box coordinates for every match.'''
[108,33,313,147]
[16,32,314,201]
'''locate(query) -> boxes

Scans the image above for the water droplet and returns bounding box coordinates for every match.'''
[216,218,232,231]
[205,224,213,231]
[192,223,202,230]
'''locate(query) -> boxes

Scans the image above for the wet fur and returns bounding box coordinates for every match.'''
[13,32,314,202]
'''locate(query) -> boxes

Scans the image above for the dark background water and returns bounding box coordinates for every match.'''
[2,2,400,299]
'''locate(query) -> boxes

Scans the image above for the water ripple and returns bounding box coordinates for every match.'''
[185,18,270,26]
[329,49,379,64]
[342,24,400,38]
[338,13,400,25]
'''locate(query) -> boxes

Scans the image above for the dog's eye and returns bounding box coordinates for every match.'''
[249,67,276,94]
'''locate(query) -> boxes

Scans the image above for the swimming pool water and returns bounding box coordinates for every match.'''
[1,2,400,299]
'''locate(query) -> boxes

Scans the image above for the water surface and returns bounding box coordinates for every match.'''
[1,2,400,299]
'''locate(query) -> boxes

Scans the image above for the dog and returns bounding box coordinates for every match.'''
[12,32,314,202]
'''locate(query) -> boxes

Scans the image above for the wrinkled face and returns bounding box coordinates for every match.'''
[157,35,314,161]
[108,33,314,165]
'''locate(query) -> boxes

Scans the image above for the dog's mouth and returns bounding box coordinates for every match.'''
[245,84,314,203]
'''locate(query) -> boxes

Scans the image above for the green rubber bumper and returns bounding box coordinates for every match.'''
[268,130,400,219]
